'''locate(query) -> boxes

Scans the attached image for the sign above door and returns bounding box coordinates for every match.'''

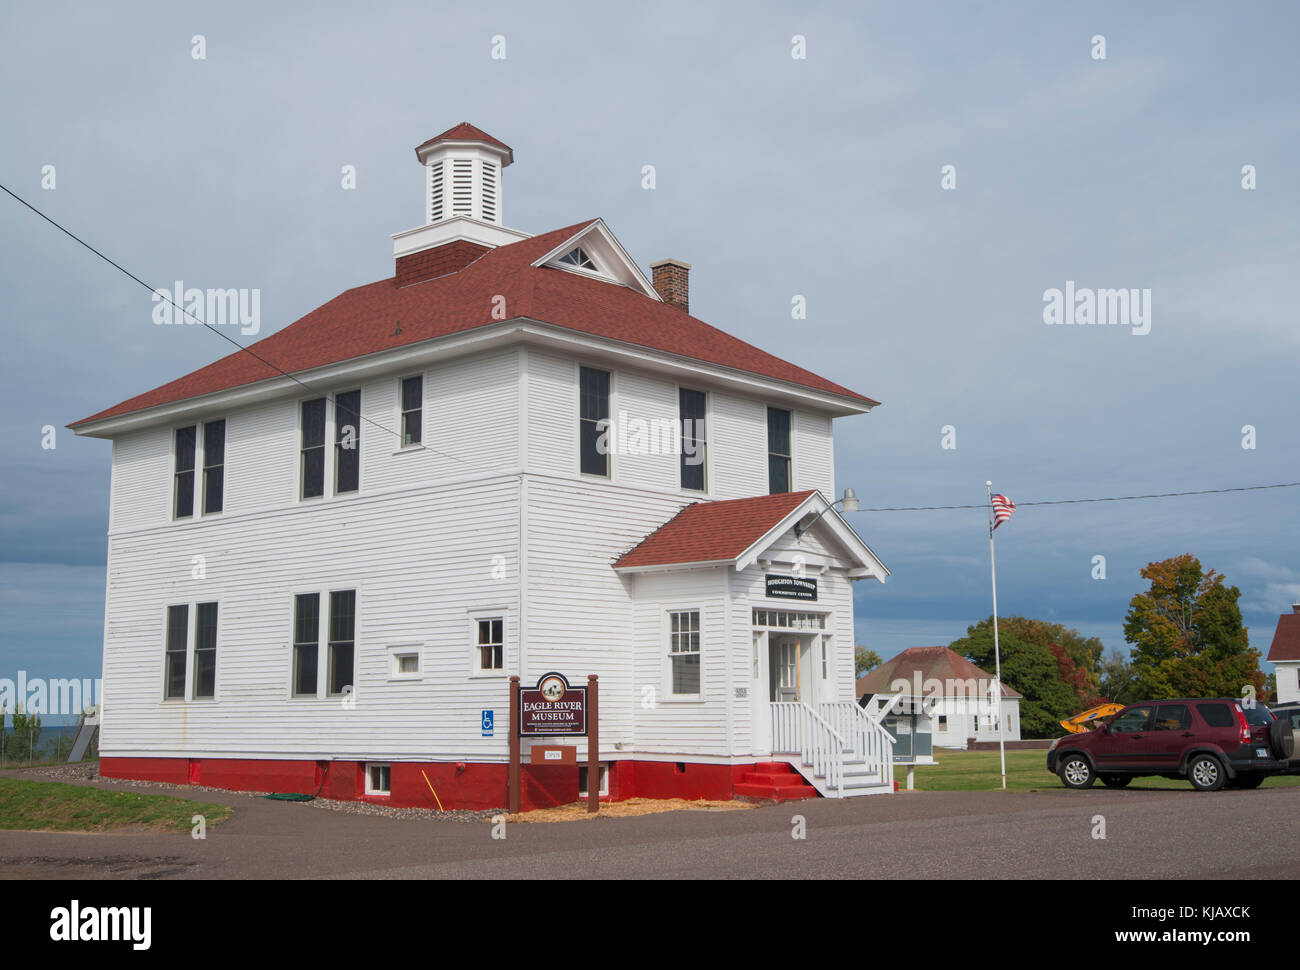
[765,574,818,602]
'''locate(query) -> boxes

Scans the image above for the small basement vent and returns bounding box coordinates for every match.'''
[427,159,444,223]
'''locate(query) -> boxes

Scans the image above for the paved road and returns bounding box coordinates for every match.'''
[2,773,1297,879]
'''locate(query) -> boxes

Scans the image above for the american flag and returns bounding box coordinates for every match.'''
[991,493,1016,529]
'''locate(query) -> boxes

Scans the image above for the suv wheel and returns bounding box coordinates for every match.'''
[1100,775,1130,789]
[1059,754,1095,789]
[1187,754,1225,792]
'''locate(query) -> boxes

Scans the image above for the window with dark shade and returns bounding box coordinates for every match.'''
[767,407,792,494]
[401,376,423,446]
[202,420,225,514]
[579,366,609,477]
[328,590,356,696]
[293,593,319,697]
[174,426,196,519]
[301,399,326,499]
[335,390,360,494]
[165,604,188,699]
[679,388,707,491]
[193,602,218,698]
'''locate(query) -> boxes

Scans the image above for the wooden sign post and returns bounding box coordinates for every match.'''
[508,675,521,814]
[587,675,599,814]
[510,672,598,814]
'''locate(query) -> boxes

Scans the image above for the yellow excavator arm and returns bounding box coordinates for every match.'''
[1060,703,1125,734]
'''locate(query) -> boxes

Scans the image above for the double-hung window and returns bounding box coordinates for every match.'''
[400,376,423,447]
[679,388,706,491]
[334,390,361,494]
[293,593,320,696]
[174,427,197,519]
[767,407,792,494]
[475,617,504,674]
[301,399,326,499]
[202,420,225,514]
[327,590,356,696]
[163,602,217,700]
[669,610,701,696]
[164,604,189,698]
[193,602,218,698]
[579,366,609,477]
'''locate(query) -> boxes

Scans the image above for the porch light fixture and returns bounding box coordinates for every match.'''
[793,487,859,539]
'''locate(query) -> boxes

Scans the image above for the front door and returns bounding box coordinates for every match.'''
[770,637,800,702]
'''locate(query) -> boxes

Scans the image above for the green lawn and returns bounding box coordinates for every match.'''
[901,748,1300,793]
[0,776,234,832]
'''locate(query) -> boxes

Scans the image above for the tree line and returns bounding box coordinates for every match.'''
[856,554,1268,739]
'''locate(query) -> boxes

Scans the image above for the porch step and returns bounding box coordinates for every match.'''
[734,762,819,803]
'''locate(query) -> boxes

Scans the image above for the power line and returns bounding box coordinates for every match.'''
[1,182,507,475]
[857,481,1300,512]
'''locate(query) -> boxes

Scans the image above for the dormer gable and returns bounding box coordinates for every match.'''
[532,219,660,299]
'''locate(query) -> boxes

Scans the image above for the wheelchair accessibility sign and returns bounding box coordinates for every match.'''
[481,710,494,737]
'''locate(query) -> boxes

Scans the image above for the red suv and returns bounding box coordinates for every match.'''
[1047,698,1294,791]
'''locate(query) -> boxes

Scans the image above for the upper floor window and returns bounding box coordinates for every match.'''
[301,399,326,499]
[401,376,423,447]
[579,366,609,477]
[202,420,225,515]
[679,388,707,492]
[173,427,197,519]
[767,407,792,494]
[334,391,361,494]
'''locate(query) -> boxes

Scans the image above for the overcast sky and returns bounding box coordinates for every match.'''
[2,1,1297,717]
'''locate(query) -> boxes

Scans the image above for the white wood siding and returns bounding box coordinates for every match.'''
[101,477,522,760]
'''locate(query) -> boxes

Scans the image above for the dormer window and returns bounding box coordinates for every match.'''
[558,247,596,270]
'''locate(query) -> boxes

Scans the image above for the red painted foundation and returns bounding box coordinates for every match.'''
[100,756,784,811]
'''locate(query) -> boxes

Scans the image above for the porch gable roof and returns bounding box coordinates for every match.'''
[612,489,889,581]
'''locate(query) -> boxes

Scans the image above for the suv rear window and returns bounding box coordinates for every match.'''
[1243,704,1275,726]
[1196,703,1234,727]
[1154,704,1191,731]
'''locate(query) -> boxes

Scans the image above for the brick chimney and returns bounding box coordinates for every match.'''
[650,258,690,312]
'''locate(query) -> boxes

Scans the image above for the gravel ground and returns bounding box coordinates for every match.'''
[5,761,500,823]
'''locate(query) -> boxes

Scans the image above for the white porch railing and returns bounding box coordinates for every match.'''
[770,701,847,796]
[818,701,896,792]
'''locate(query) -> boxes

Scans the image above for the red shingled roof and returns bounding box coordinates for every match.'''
[855,646,1023,699]
[1267,611,1300,663]
[614,491,815,569]
[415,122,512,156]
[72,222,877,427]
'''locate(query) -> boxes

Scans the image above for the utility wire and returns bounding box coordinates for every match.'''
[1,182,507,475]
[7,184,1295,510]
[857,481,1300,512]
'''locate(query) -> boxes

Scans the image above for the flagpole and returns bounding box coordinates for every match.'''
[986,481,1006,791]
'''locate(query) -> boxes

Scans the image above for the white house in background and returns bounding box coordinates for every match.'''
[70,123,895,810]
[857,646,1022,752]
[1267,603,1300,704]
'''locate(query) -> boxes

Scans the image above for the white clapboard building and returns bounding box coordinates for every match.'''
[71,124,894,809]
